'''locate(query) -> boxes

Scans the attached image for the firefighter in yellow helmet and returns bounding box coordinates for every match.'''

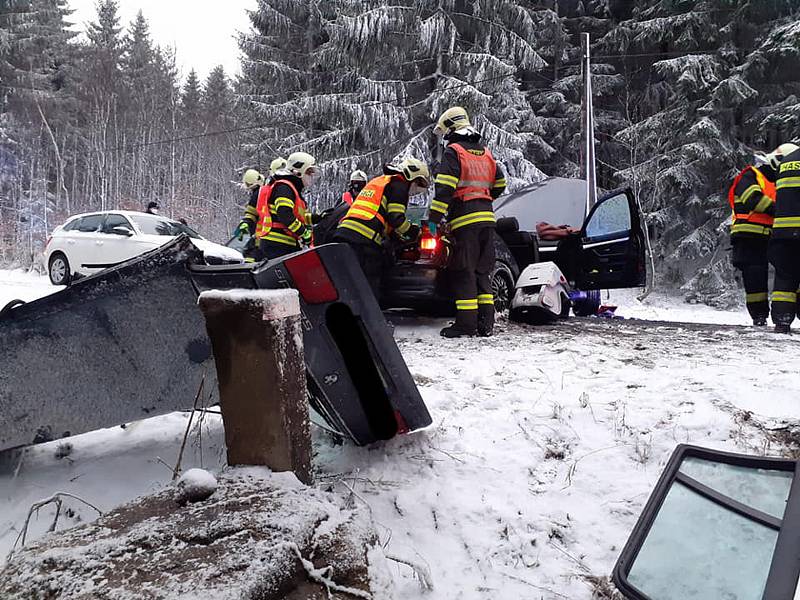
[766,142,800,333]
[427,106,507,338]
[333,158,429,296]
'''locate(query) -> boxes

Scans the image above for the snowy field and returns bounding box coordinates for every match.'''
[1,269,798,598]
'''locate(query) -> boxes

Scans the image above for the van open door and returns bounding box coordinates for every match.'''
[566,187,646,290]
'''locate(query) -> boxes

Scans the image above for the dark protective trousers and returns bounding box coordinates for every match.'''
[449,225,496,334]
[731,237,769,322]
[333,236,385,299]
[768,239,800,326]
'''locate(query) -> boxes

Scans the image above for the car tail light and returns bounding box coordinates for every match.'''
[284,250,339,304]
[420,235,438,251]
[44,236,52,250]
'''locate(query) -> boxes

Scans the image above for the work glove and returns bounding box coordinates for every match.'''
[236,221,252,240]
[300,228,313,247]
[426,221,437,236]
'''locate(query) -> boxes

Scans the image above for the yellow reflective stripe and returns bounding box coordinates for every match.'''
[265,230,298,246]
[776,177,800,189]
[736,184,761,204]
[435,174,458,189]
[773,217,800,228]
[348,208,378,221]
[753,196,773,213]
[478,294,494,305]
[450,211,496,230]
[274,197,294,209]
[244,205,259,218]
[746,292,768,303]
[455,299,478,310]
[492,178,506,188]
[430,200,449,214]
[288,220,302,233]
[396,220,411,234]
[339,219,382,244]
[304,211,313,225]
[772,291,797,303]
[731,223,770,235]
[387,203,406,214]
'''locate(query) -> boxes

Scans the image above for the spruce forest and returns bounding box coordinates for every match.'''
[1,0,799,304]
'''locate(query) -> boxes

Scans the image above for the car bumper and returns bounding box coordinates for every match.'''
[380,261,450,310]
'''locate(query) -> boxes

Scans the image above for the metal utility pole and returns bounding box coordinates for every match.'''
[580,32,598,214]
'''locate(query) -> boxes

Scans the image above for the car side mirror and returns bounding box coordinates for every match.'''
[111,226,133,237]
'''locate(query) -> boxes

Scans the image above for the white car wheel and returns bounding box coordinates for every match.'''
[48,253,71,286]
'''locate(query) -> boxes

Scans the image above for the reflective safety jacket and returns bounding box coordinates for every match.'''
[772,148,800,240]
[728,166,776,238]
[256,176,312,247]
[241,185,261,233]
[336,174,413,245]
[430,137,506,231]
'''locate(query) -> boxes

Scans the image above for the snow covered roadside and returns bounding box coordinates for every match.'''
[1,269,797,598]
[0,269,61,309]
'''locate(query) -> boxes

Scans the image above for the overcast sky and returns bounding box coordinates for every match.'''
[67,0,257,81]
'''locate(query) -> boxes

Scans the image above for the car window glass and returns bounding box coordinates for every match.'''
[77,214,103,232]
[129,214,200,238]
[102,214,132,233]
[679,457,792,519]
[585,193,630,238]
[628,481,778,599]
[62,218,80,231]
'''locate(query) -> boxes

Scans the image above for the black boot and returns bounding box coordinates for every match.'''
[753,317,767,326]
[440,310,478,338]
[775,323,792,334]
[478,304,495,337]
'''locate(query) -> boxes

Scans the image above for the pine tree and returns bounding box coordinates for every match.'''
[180,68,202,127]
[239,0,548,207]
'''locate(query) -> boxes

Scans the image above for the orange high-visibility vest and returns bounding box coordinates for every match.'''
[451,144,497,202]
[728,166,776,226]
[255,180,305,240]
[342,176,390,231]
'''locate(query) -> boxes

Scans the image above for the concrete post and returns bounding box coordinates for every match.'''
[198,289,312,484]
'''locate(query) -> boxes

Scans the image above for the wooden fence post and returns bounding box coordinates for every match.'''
[198,289,312,484]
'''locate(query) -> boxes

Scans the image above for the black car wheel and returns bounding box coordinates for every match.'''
[491,261,515,312]
[48,252,72,286]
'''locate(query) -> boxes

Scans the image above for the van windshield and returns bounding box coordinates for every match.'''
[129,214,201,239]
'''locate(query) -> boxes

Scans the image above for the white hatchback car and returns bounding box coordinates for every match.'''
[45,210,243,285]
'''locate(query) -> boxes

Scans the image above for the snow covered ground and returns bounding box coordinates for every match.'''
[1,269,797,598]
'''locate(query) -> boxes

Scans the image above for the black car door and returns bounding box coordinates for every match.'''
[568,187,647,290]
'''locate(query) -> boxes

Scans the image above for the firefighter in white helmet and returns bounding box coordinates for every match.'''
[766,142,800,332]
[341,169,368,207]
[333,158,429,296]
[428,106,507,338]
[252,151,319,260]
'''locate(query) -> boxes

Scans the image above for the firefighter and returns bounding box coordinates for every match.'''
[236,167,267,262]
[341,170,368,207]
[253,152,318,260]
[146,201,160,215]
[767,142,800,333]
[728,155,777,326]
[333,158,429,296]
[236,158,286,244]
[426,106,506,338]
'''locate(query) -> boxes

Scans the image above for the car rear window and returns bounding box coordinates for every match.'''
[61,218,81,231]
[129,214,200,238]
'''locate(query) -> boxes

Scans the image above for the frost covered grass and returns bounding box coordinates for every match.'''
[1,270,797,598]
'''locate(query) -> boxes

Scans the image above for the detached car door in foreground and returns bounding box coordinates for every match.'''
[613,444,800,599]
